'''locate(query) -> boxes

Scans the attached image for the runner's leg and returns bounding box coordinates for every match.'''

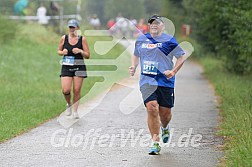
[159,107,172,128]
[72,76,84,112]
[146,100,160,142]
[61,77,73,105]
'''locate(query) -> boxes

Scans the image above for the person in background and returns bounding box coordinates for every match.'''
[134,18,148,37]
[128,16,137,38]
[89,14,101,30]
[37,4,48,25]
[115,13,128,37]
[57,19,90,119]
[107,18,116,35]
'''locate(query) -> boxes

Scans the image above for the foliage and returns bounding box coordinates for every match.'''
[0,0,16,15]
[85,0,165,24]
[0,14,18,45]
[199,56,252,166]
[104,0,146,21]
[177,0,252,74]
[84,0,106,24]
[144,0,163,16]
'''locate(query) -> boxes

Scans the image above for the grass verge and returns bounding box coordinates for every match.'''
[0,23,130,142]
[198,56,252,166]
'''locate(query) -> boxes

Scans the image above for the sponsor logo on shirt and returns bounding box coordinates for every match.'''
[141,43,162,49]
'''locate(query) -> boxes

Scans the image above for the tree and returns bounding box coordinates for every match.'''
[85,0,106,24]
[144,0,163,16]
[104,0,146,21]
[0,0,16,15]
[181,0,252,74]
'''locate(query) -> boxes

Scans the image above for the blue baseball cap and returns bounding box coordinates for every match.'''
[67,19,79,28]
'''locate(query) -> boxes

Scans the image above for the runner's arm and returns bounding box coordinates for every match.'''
[57,35,68,56]
[164,55,184,79]
[172,55,184,74]
[129,55,139,76]
[81,36,90,59]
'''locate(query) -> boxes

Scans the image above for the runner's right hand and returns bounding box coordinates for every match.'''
[129,66,136,76]
[62,48,68,55]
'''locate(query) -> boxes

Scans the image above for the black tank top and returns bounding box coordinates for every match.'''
[63,35,83,59]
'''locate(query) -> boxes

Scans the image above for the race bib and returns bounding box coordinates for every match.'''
[142,61,158,75]
[62,56,75,66]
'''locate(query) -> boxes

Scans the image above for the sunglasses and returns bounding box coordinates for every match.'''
[69,26,76,28]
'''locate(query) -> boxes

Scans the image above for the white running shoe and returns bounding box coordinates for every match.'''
[72,111,79,119]
[65,104,72,116]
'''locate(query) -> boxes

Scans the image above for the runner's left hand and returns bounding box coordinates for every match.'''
[164,70,175,79]
[72,48,82,54]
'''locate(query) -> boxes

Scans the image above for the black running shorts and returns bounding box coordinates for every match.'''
[140,84,174,108]
[60,65,87,78]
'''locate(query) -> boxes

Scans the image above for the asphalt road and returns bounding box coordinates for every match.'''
[0,40,223,167]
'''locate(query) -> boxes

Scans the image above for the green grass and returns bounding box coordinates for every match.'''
[0,23,130,142]
[198,56,252,166]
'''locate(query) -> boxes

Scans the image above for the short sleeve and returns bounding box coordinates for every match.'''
[133,41,140,57]
[169,37,185,58]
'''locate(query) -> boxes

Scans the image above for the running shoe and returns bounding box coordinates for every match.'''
[161,125,170,143]
[72,111,79,119]
[65,104,72,116]
[148,142,161,155]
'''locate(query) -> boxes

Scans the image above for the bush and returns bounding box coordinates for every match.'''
[0,15,18,45]
[182,0,252,74]
[221,4,252,74]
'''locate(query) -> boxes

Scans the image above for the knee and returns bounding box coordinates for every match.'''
[73,89,81,96]
[146,101,159,115]
[146,101,159,109]
[62,89,71,95]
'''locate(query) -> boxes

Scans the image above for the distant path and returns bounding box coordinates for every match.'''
[0,39,222,167]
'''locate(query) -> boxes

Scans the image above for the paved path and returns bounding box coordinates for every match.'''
[0,40,222,167]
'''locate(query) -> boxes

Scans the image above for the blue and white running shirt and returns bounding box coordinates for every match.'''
[134,33,185,88]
